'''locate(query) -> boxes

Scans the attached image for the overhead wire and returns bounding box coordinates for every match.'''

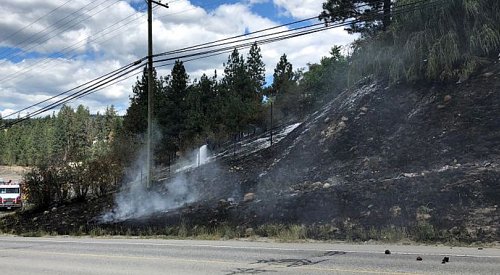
[0,3,206,84]
[2,58,146,119]
[0,2,200,120]
[152,0,437,64]
[0,0,105,61]
[106,0,446,99]
[0,5,156,84]
[39,0,442,109]
[1,62,146,128]
[0,0,443,129]
[150,0,398,58]
[0,0,121,66]
[0,0,74,46]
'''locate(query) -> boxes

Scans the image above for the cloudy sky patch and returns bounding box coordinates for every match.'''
[0,0,354,117]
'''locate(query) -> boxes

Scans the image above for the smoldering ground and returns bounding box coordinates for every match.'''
[99,143,230,223]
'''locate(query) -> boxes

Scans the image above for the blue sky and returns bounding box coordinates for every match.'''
[131,0,284,18]
[0,0,354,117]
[193,0,288,21]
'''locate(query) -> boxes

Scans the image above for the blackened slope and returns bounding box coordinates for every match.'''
[261,74,500,188]
[1,67,498,242]
[252,67,500,240]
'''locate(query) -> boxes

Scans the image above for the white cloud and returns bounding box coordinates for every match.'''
[0,0,354,117]
[273,0,325,19]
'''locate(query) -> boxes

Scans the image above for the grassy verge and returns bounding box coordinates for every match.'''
[1,221,484,245]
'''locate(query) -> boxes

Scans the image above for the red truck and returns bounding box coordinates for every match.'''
[0,180,22,209]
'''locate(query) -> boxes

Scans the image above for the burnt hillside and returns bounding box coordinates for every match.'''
[2,64,499,242]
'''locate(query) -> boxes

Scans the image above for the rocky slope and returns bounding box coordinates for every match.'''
[1,64,499,242]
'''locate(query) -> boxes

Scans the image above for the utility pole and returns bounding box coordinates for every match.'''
[147,0,168,188]
[270,100,273,146]
[269,95,276,146]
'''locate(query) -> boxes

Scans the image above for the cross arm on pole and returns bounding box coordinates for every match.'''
[151,0,169,9]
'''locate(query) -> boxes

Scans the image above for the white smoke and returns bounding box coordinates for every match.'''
[100,146,204,223]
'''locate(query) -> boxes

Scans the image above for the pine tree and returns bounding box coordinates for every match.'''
[104,105,121,143]
[222,49,250,135]
[123,66,163,136]
[73,105,92,160]
[272,54,294,96]
[54,105,75,162]
[161,60,189,150]
[247,42,266,95]
[347,0,500,83]
[319,0,392,35]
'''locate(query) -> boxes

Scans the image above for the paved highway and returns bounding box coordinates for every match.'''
[0,236,498,274]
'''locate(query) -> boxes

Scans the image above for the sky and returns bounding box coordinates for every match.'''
[0,0,355,118]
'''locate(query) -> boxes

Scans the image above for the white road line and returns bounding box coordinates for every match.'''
[1,237,499,259]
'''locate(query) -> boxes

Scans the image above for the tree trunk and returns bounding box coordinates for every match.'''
[382,0,392,31]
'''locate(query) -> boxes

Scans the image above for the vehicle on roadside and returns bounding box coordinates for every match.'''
[0,181,22,210]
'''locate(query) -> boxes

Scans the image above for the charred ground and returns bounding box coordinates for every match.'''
[1,65,499,243]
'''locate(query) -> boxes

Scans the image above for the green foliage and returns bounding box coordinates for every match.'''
[347,0,500,83]
[123,67,165,136]
[247,42,266,93]
[23,164,61,208]
[222,49,253,134]
[302,46,348,99]
[22,152,122,208]
[320,0,393,35]
[3,41,349,189]
[0,104,121,167]
[1,104,123,207]
[272,54,293,96]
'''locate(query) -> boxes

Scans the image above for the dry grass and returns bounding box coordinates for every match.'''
[0,166,28,181]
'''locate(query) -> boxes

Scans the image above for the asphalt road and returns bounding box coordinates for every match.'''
[0,236,498,274]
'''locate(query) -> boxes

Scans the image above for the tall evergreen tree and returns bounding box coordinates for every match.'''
[246,42,266,96]
[346,0,500,82]
[222,49,251,135]
[123,66,163,136]
[73,105,92,160]
[103,105,121,143]
[161,60,189,151]
[54,105,75,162]
[319,0,392,35]
[272,54,294,96]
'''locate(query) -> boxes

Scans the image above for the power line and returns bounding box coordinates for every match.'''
[0,0,443,129]
[106,0,447,97]
[150,0,406,59]
[152,16,320,58]
[0,5,154,84]
[0,0,73,46]
[2,58,146,119]
[0,0,102,60]
[50,0,444,104]
[1,63,145,129]
[152,0,437,65]
[0,0,120,65]
[0,4,204,84]
[0,1,334,85]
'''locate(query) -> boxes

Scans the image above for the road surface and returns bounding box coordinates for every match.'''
[0,236,498,274]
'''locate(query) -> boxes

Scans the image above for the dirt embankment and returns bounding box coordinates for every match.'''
[1,64,499,242]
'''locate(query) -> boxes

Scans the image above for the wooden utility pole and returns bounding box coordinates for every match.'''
[270,100,273,146]
[147,0,168,188]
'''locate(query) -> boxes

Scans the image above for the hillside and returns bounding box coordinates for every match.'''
[1,64,499,242]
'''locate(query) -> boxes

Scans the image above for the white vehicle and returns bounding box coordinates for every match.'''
[0,182,22,209]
